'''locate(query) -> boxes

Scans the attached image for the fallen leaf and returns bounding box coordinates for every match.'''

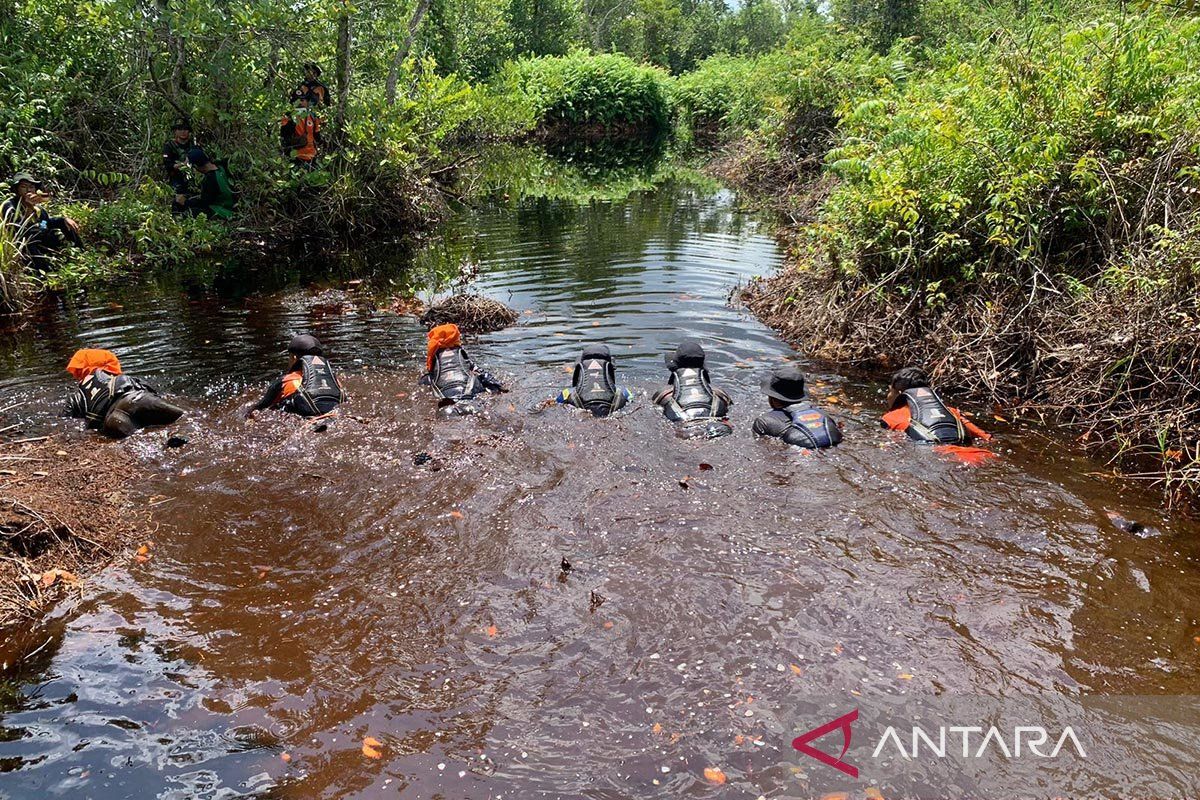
[41,571,57,587]
[678,476,691,489]
[603,621,614,629]
[254,565,272,579]
[591,321,601,327]
[866,789,885,800]
[789,663,803,676]
[281,752,292,763]
[362,741,382,759]
[563,364,573,373]
[820,793,849,800]
[703,767,727,785]
[1194,636,1200,644]
[993,415,1009,423]
[508,403,516,412]
[449,510,464,520]
[363,736,382,748]
[135,554,150,564]
[733,734,745,745]
[898,673,915,680]
[652,723,663,735]
[136,545,150,556]
[832,643,844,655]
[698,462,713,471]
[1165,448,1184,461]
[486,624,498,637]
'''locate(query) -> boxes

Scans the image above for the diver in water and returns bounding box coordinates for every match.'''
[248,335,346,419]
[65,349,185,439]
[651,339,733,438]
[752,365,842,450]
[421,323,504,415]
[881,366,989,445]
[555,343,633,418]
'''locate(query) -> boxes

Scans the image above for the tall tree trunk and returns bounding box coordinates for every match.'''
[385,0,432,106]
[335,2,352,136]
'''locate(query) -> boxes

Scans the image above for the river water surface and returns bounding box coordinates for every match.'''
[2,181,1200,798]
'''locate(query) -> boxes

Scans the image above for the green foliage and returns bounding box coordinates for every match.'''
[820,10,1200,286]
[506,52,673,134]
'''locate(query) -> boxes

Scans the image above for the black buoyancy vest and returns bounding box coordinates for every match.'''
[663,367,728,421]
[288,355,345,416]
[778,403,842,449]
[430,347,484,400]
[69,369,143,427]
[570,356,626,417]
[901,387,967,444]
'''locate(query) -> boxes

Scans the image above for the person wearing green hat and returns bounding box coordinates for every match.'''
[1,173,82,271]
[752,365,843,450]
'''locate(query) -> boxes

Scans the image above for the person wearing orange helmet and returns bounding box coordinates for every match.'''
[65,349,184,438]
[421,323,504,413]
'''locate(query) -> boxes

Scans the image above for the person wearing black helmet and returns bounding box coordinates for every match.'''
[652,339,733,438]
[181,147,235,219]
[247,335,346,419]
[882,366,990,444]
[752,365,843,450]
[290,62,329,107]
[163,119,194,212]
[555,343,633,418]
[1,173,82,271]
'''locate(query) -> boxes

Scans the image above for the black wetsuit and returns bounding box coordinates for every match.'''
[656,366,731,422]
[894,387,968,444]
[253,355,346,417]
[67,369,184,438]
[753,402,842,449]
[422,347,503,402]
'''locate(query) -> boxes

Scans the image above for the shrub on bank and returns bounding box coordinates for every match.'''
[505,52,673,136]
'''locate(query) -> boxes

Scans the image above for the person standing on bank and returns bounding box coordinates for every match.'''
[280,94,322,168]
[752,365,843,450]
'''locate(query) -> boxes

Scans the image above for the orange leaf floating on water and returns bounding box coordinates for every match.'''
[254,565,272,579]
[449,510,464,520]
[789,663,803,676]
[135,554,151,564]
[508,403,516,412]
[486,624,498,637]
[832,643,844,655]
[898,673,915,680]
[993,414,1009,423]
[136,545,150,556]
[733,734,745,746]
[652,723,663,735]
[603,621,614,629]
[866,789,886,800]
[363,736,382,748]
[820,793,849,800]
[362,743,382,759]
[281,752,292,763]
[703,767,727,785]
[1166,449,1184,461]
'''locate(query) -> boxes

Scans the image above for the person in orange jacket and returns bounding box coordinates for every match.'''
[248,335,346,419]
[65,349,184,438]
[881,366,990,445]
[280,94,322,167]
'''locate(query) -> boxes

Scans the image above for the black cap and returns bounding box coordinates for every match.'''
[666,339,705,370]
[303,62,322,76]
[172,118,192,132]
[761,365,807,404]
[580,343,611,361]
[186,147,211,167]
[890,366,931,391]
[288,334,324,356]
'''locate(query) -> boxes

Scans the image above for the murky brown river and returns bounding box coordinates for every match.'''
[2,181,1200,798]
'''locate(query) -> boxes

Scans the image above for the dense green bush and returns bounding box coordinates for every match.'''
[820,11,1200,287]
[505,52,673,135]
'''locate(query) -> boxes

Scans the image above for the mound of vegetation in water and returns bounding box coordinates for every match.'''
[702,3,1200,504]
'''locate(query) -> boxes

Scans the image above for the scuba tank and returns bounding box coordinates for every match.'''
[569,347,627,418]
[777,403,842,449]
[429,347,484,401]
[286,355,345,417]
[899,387,967,444]
[662,366,728,422]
